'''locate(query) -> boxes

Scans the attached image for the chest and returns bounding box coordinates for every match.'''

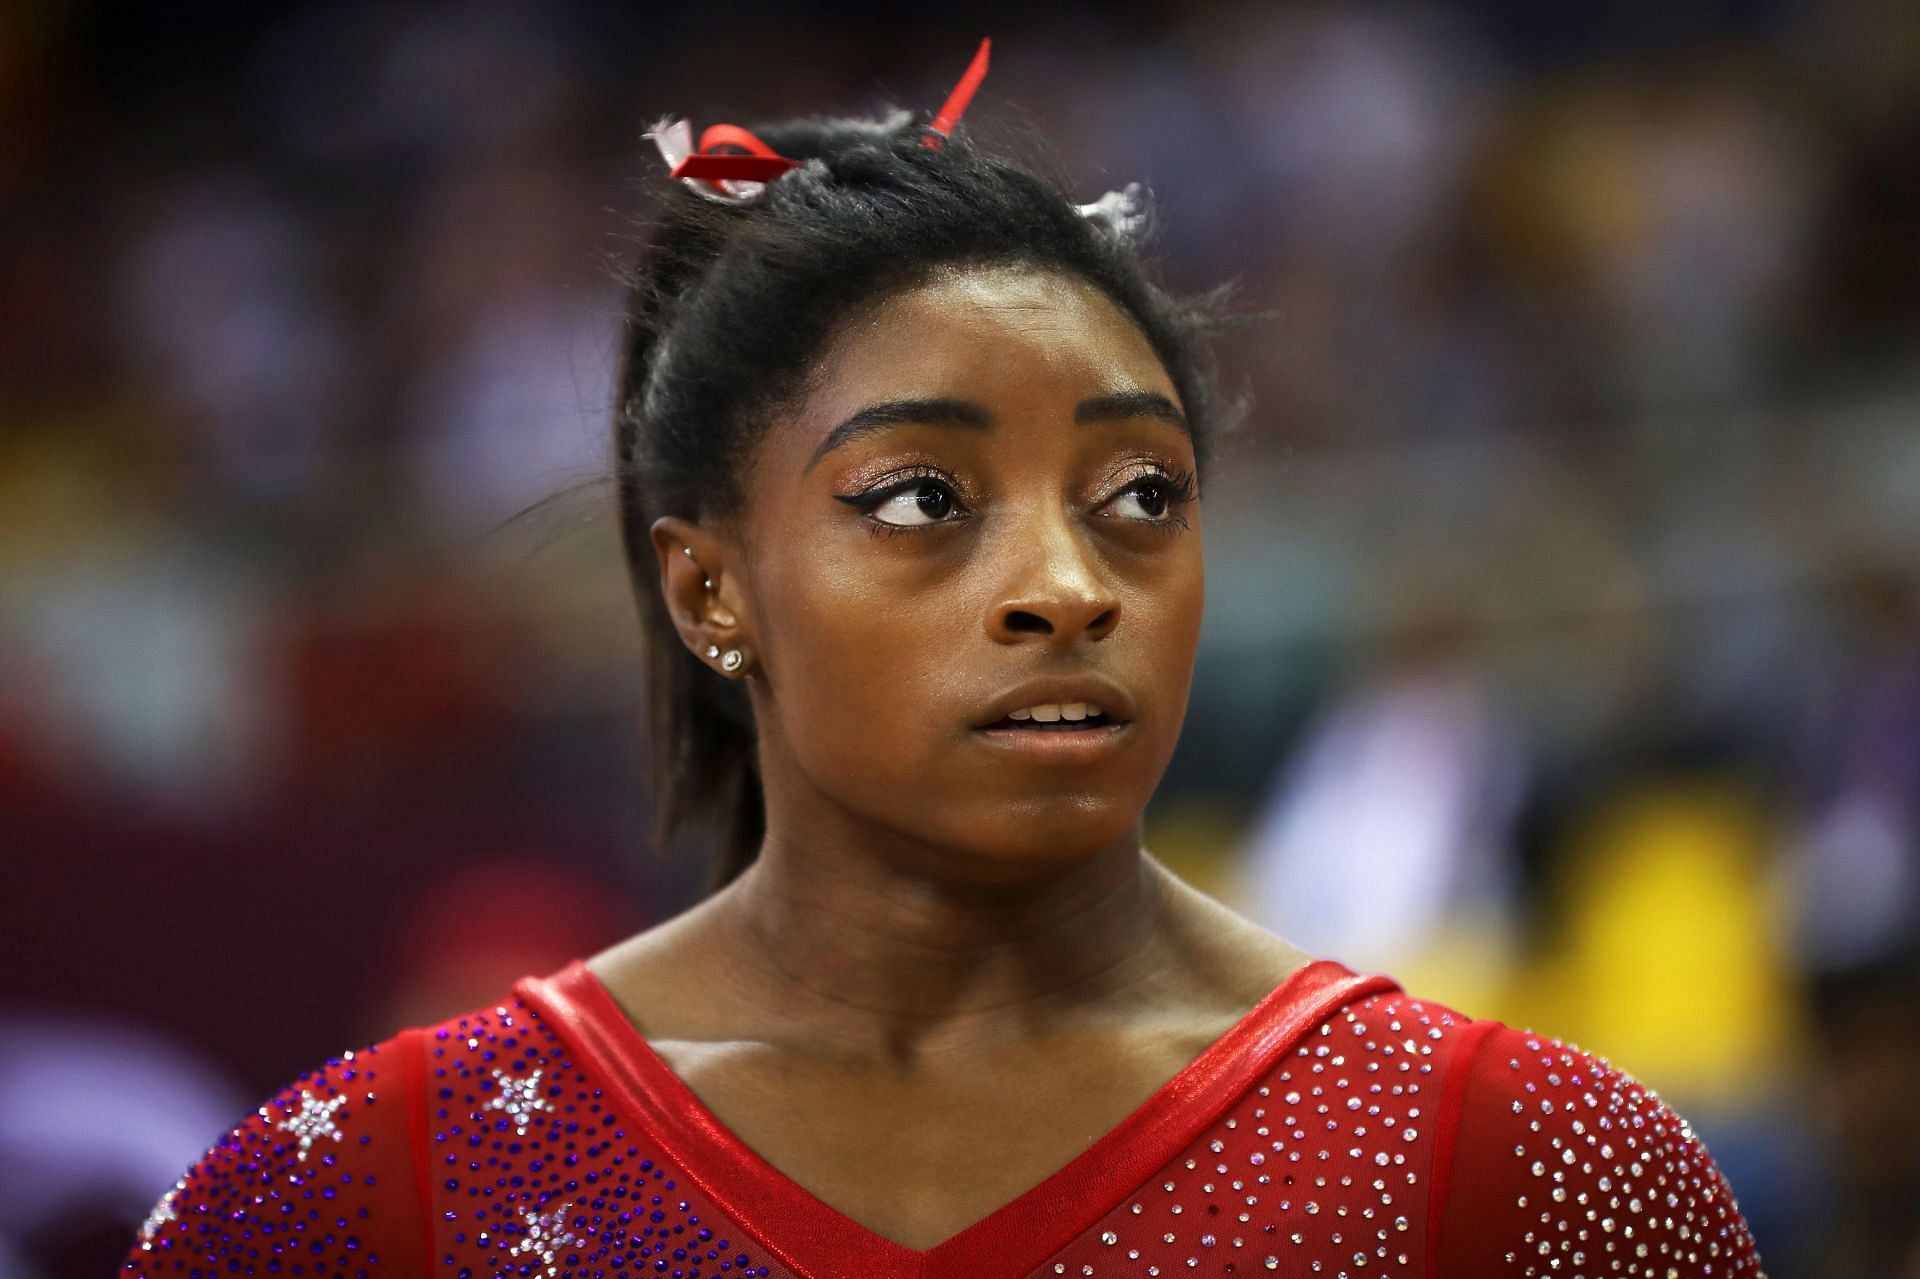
[649,1030,1210,1251]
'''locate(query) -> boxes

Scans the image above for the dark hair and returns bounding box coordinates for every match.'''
[612,104,1251,896]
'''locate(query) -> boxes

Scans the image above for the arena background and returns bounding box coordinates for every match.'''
[3,2,1917,1274]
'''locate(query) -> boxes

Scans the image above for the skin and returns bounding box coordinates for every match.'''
[588,262,1311,1251]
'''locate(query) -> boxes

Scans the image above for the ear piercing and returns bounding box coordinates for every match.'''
[687,551,743,675]
[702,643,745,673]
[682,544,713,590]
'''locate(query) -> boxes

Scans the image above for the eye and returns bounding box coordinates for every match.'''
[871,480,959,527]
[1102,468,1198,527]
[832,467,969,537]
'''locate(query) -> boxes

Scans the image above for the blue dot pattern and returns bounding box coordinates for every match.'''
[123,998,797,1278]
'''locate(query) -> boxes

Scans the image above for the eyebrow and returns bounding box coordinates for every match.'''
[803,389,1189,475]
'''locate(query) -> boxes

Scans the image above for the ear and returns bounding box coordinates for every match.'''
[649,515,751,669]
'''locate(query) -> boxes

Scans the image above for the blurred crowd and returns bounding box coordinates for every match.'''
[2,2,1917,1276]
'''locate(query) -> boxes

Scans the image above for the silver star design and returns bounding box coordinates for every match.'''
[506,1200,583,1276]
[485,1066,555,1136]
[137,1177,187,1247]
[274,1089,348,1160]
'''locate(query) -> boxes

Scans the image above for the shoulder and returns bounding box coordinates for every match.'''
[121,967,599,1275]
[1426,1016,1764,1278]
[122,1030,427,1277]
[121,974,612,1277]
[1278,975,1765,1277]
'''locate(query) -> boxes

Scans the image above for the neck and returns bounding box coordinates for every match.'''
[702,829,1177,1059]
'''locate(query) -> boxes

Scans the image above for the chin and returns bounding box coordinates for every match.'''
[949,800,1142,865]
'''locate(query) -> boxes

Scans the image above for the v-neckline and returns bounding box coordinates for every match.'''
[514,957,1396,1279]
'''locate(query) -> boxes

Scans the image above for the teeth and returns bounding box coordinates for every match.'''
[1007,702,1101,722]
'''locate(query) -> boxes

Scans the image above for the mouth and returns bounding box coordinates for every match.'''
[968,682,1138,755]
[975,710,1120,732]
[969,707,1132,762]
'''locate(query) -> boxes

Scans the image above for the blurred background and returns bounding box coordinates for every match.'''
[3,1,1916,1275]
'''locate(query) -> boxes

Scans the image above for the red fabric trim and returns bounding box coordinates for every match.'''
[516,957,1399,1279]
[399,1026,436,1266]
[1423,1017,1499,1277]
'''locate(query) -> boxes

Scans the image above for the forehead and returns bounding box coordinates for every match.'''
[802,263,1179,413]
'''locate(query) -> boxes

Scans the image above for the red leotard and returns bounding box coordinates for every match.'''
[122,957,1762,1278]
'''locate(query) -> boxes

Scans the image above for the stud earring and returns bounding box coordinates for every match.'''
[682,545,713,590]
[705,644,720,659]
[721,649,744,673]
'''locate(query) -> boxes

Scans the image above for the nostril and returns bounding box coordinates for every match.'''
[1002,609,1052,635]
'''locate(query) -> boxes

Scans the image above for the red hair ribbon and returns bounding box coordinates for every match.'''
[650,38,993,204]
[921,37,991,150]
[666,123,804,185]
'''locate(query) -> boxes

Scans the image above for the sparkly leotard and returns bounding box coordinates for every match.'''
[121,957,1762,1278]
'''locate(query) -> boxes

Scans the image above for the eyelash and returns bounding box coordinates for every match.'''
[837,464,1199,541]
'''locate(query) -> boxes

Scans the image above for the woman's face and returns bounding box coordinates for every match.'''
[677,262,1204,877]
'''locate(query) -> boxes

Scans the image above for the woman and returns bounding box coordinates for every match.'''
[122,44,1762,1279]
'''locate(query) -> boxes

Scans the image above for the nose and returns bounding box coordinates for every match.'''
[984,511,1122,645]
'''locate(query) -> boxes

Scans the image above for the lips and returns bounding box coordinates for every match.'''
[970,709,1132,762]
[971,677,1137,731]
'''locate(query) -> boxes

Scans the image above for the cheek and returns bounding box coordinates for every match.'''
[754,549,953,774]
[1134,551,1205,711]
